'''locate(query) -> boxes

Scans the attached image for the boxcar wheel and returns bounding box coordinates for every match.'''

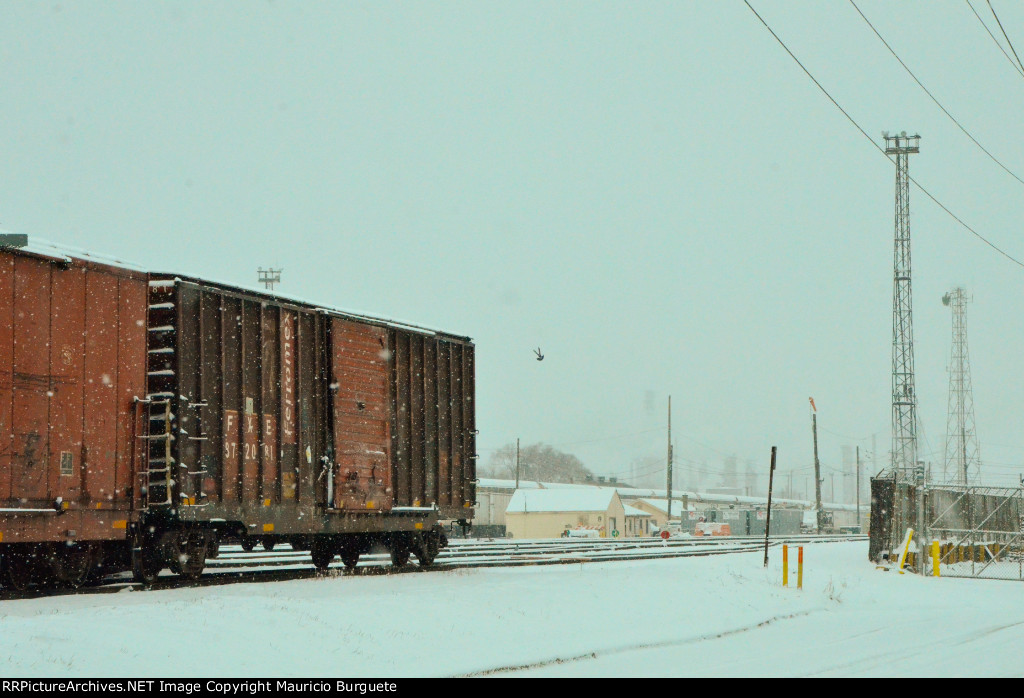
[240,538,256,552]
[131,547,162,586]
[310,543,335,572]
[414,535,440,568]
[340,548,360,570]
[171,540,207,581]
[390,547,411,568]
[2,553,32,592]
[52,545,95,589]
[262,540,276,552]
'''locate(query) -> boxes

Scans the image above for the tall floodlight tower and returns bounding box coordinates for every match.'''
[885,132,921,482]
[942,288,980,485]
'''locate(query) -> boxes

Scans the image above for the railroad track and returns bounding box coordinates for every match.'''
[0,534,866,600]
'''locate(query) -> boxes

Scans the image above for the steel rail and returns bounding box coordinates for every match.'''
[0,534,866,600]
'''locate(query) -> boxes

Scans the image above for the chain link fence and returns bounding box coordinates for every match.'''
[871,478,1024,581]
[928,485,1024,581]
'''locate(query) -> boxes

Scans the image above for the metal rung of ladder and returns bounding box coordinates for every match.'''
[144,394,175,508]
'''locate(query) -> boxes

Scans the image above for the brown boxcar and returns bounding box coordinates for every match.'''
[132,274,476,580]
[0,242,477,589]
[0,243,148,588]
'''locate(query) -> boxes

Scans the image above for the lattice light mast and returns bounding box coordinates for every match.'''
[886,132,920,482]
[942,288,980,485]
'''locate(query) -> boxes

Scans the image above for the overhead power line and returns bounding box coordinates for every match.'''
[743,0,1024,270]
[850,0,1024,188]
[987,0,1024,74]
[965,0,1024,78]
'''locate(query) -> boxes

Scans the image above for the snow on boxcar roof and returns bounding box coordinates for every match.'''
[151,270,471,341]
[0,231,469,340]
[0,233,149,272]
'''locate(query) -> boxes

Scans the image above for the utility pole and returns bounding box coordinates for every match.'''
[515,438,520,489]
[764,446,777,567]
[666,396,673,521]
[811,399,824,532]
[856,446,861,530]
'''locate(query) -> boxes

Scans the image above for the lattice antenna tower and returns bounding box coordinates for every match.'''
[885,131,921,481]
[942,288,980,485]
[257,267,283,291]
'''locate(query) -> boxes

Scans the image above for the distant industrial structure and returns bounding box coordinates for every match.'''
[942,287,980,485]
[471,478,867,539]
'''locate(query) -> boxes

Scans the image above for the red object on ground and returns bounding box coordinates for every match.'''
[660,530,670,540]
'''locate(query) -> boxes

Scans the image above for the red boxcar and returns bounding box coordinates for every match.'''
[0,243,148,586]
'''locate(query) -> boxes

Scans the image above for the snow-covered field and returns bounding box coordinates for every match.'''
[1,541,1021,677]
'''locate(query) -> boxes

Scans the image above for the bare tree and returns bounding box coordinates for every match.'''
[482,442,594,484]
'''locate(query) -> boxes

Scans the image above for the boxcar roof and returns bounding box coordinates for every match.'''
[0,233,150,275]
[0,232,471,342]
[160,272,472,342]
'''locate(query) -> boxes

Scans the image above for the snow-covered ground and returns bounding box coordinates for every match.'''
[1,541,1021,677]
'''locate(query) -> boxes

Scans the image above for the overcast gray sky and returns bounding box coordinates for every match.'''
[3,1,1024,495]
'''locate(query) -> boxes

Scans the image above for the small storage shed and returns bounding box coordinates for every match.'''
[505,488,627,539]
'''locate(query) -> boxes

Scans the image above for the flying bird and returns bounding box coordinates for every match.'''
[534,347,544,361]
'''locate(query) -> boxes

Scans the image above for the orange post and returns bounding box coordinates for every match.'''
[782,545,789,586]
[798,546,804,589]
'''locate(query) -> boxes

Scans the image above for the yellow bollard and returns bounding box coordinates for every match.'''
[783,545,789,587]
[932,540,940,577]
[897,528,914,574]
[798,546,803,589]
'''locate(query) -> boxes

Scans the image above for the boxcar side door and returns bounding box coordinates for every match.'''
[329,317,392,512]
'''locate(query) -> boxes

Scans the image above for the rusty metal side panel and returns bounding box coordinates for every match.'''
[436,341,452,509]
[330,317,391,512]
[261,307,280,503]
[280,309,297,500]
[409,335,424,505]
[82,272,120,504]
[464,343,477,512]
[295,311,320,505]
[240,301,261,504]
[199,290,223,502]
[48,266,86,504]
[176,286,203,502]
[172,285,314,510]
[11,257,51,503]
[422,339,438,507]
[115,276,147,506]
[450,342,464,510]
[389,335,475,518]
[0,254,13,502]
[220,296,242,503]
[390,331,411,505]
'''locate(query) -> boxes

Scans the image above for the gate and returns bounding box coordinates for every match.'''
[928,485,1024,581]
